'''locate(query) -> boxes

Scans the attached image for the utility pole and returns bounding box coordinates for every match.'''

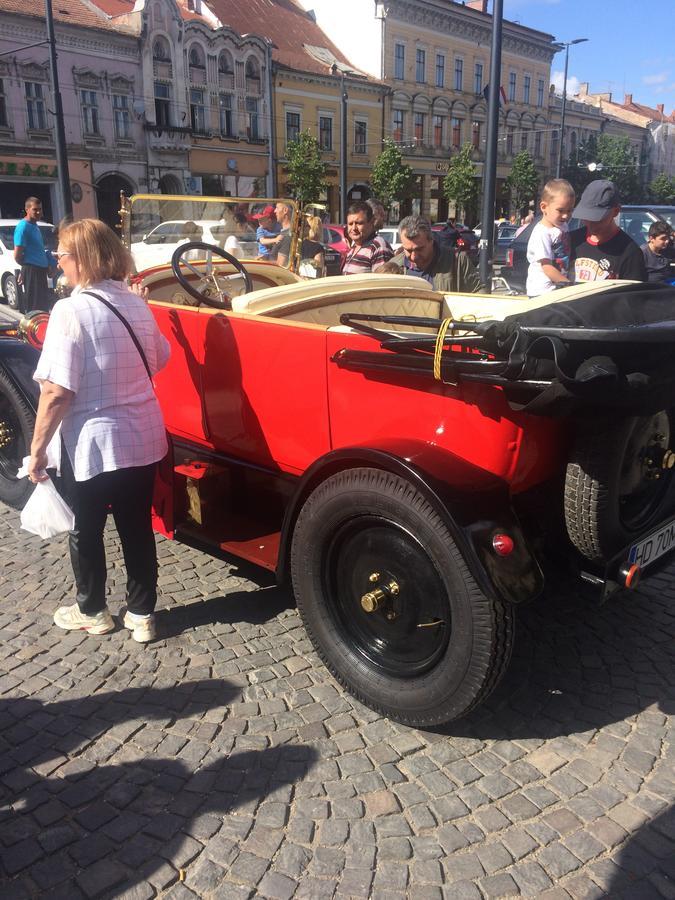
[340,68,348,223]
[478,0,504,292]
[45,0,73,220]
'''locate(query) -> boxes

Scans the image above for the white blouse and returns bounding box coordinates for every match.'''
[34,280,171,481]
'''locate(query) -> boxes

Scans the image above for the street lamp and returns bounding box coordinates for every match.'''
[554,37,588,179]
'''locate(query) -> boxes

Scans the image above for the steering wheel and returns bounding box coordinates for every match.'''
[170,241,253,309]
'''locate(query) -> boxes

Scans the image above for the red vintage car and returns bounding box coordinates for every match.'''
[2,193,675,727]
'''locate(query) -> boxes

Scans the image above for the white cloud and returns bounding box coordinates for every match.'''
[551,71,581,96]
[642,71,669,85]
[298,1,381,77]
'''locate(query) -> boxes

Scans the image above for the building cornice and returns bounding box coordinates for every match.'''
[276,66,386,98]
[388,0,557,64]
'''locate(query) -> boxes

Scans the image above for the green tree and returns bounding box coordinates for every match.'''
[442,144,480,222]
[595,134,641,201]
[370,139,414,211]
[505,150,540,213]
[285,130,328,205]
[649,173,675,204]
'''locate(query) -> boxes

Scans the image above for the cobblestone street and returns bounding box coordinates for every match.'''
[0,499,673,899]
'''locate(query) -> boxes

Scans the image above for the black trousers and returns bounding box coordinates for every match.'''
[20,264,50,313]
[59,450,159,616]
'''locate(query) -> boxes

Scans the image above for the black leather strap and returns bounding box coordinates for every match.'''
[81,290,152,381]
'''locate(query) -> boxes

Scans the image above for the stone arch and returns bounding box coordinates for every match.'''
[158,173,183,195]
[95,173,136,231]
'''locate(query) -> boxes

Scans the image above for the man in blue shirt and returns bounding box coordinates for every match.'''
[13,197,53,312]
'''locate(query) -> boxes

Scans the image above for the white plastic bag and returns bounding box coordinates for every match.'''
[17,457,75,539]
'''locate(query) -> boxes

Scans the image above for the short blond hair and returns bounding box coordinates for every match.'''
[541,178,575,204]
[58,218,133,287]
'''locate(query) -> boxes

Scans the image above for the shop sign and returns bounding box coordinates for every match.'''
[0,161,58,178]
[435,162,449,173]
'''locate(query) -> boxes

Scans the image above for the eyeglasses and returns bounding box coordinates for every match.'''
[55,251,72,261]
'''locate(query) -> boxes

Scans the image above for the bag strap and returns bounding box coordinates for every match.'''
[81,290,152,381]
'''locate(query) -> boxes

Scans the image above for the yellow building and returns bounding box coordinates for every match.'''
[378,0,558,220]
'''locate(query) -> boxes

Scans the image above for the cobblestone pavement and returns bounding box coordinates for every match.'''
[0,500,673,900]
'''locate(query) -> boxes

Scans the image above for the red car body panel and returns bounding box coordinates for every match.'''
[324,224,349,263]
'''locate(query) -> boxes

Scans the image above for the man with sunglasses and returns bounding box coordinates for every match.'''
[13,197,55,313]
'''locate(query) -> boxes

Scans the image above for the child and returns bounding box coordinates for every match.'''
[641,220,673,283]
[526,179,575,297]
[375,260,404,275]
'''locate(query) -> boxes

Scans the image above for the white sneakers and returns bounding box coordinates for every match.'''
[53,604,156,642]
[123,610,157,643]
[53,604,115,635]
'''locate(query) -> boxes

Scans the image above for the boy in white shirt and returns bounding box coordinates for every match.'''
[526,179,576,297]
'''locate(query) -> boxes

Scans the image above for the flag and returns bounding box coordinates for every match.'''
[483,84,508,107]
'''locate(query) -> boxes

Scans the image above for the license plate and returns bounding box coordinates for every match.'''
[628,517,675,568]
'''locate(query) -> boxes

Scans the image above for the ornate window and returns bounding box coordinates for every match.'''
[154,81,171,127]
[474,62,483,96]
[523,75,531,105]
[0,78,8,128]
[246,96,259,140]
[454,58,463,92]
[219,93,232,136]
[152,38,169,61]
[433,115,443,148]
[414,112,425,143]
[534,129,542,157]
[190,88,207,134]
[537,79,544,107]
[81,90,100,135]
[415,49,426,83]
[25,82,47,130]
[286,110,300,145]
[508,72,516,102]
[113,93,131,140]
[435,54,445,88]
[354,119,367,154]
[392,109,403,143]
[319,115,332,150]
[451,117,461,149]
[394,43,405,80]
[472,120,481,149]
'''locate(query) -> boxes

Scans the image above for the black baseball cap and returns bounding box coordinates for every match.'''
[572,179,621,222]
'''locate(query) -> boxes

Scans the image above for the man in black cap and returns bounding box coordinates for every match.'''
[570,179,647,282]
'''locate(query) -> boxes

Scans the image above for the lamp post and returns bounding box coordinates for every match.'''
[554,37,588,179]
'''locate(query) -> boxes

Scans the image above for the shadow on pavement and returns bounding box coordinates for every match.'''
[431,571,675,740]
[156,583,295,639]
[0,681,318,897]
[607,804,675,897]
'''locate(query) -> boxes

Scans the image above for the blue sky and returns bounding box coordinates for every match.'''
[503,0,674,110]
[299,0,675,112]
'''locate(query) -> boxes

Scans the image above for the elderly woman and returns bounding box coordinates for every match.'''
[28,219,170,642]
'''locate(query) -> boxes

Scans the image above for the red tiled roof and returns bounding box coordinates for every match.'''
[622,100,675,123]
[204,0,374,79]
[0,0,134,31]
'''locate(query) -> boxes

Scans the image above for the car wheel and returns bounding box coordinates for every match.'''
[290,467,514,726]
[2,274,19,310]
[0,369,36,508]
[565,411,675,562]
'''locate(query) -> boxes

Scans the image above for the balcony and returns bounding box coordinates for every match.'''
[218,72,234,90]
[143,121,191,151]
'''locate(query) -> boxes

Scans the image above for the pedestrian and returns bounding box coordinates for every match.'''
[342,201,393,274]
[27,218,170,642]
[299,215,326,278]
[570,179,647,282]
[391,215,483,292]
[13,196,55,313]
[273,202,294,268]
[641,221,674,283]
[254,205,280,259]
[515,211,534,237]
[525,178,575,297]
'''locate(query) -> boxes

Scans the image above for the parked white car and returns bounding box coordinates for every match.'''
[378,227,402,252]
[0,219,57,309]
[130,220,259,271]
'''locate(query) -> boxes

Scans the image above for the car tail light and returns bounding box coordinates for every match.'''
[506,248,514,267]
[19,312,49,349]
[492,533,514,556]
[456,237,467,250]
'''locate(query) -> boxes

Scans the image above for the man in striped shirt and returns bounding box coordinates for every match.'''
[342,201,394,275]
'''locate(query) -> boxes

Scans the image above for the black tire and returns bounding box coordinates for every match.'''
[290,467,514,726]
[565,411,675,562]
[0,369,35,508]
[2,274,19,310]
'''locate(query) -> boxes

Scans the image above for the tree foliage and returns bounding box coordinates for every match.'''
[442,144,480,222]
[505,150,540,212]
[562,134,642,201]
[370,139,414,210]
[285,130,328,205]
[649,173,675,204]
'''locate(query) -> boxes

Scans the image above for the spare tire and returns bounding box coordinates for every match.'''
[564,410,675,562]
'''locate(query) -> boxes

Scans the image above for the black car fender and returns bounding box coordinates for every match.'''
[0,339,40,411]
[277,444,544,605]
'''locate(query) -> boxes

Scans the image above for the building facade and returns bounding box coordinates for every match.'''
[368,0,558,220]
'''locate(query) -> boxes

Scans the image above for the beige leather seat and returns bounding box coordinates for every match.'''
[232,273,443,328]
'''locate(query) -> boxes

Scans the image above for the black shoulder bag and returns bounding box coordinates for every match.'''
[82,290,152,381]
